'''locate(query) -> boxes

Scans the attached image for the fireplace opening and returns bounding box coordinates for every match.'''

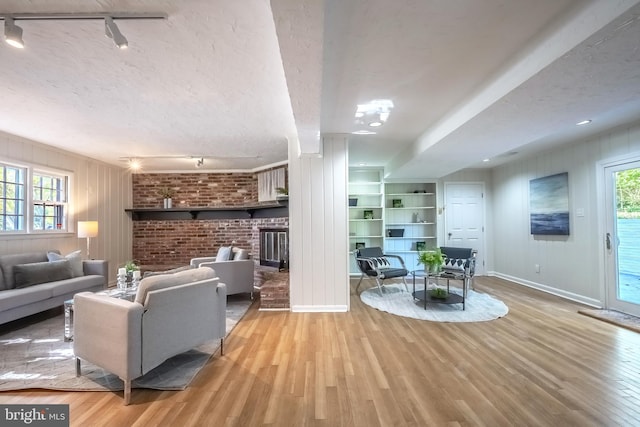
[259,228,288,269]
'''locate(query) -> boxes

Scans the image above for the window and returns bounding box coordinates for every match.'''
[0,164,26,231]
[32,172,68,231]
[0,161,70,233]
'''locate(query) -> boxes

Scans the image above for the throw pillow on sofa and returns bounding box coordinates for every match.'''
[47,250,84,277]
[215,246,233,262]
[14,260,74,288]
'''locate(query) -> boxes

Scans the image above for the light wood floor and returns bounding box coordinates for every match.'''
[2,276,640,426]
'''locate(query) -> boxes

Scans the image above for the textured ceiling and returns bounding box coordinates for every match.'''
[0,0,639,176]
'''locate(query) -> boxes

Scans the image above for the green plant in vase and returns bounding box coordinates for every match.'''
[417,249,444,273]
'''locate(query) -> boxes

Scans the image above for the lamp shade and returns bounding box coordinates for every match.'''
[77,221,99,238]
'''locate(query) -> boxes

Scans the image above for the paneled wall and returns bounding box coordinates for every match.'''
[0,131,132,283]
[288,135,349,312]
[490,119,640,305]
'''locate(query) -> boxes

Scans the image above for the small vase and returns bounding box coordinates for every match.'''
[163,198,172,209]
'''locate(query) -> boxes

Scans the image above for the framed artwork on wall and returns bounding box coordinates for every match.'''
[529,172,570,235]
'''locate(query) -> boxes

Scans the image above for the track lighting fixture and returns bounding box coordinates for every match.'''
[4,17,24,49]
[104,17,127,49]
[0,13,166,49]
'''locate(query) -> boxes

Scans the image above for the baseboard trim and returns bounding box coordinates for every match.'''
[291,305,348,313]
[489,272,602,308]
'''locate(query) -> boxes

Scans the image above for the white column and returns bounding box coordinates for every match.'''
[288,135,349,312]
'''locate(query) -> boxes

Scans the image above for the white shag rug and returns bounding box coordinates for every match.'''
[360,283,508,322]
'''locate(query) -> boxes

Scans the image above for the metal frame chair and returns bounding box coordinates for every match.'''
[439,247,477,294]
[354,247,409,295]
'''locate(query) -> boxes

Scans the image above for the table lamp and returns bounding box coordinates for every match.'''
[77,221,99,259]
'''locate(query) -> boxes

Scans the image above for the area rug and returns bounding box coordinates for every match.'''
[0,296,254,392]
[360,283,508,322]
[578,308,640,334]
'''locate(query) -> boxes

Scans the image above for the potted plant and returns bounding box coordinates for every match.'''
[417,249,444,273]
[276,187,288,200]
[158,187,176,209]
[124,260,139,274]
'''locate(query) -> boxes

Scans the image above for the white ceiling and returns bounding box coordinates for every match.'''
[1,0,639,177]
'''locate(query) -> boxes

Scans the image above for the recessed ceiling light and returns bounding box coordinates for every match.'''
[351,130,377,135]
[576,119,592,126]
[482,158,490,162]
[368,121,383,127]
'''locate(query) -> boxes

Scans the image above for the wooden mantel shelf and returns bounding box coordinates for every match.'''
[125,200,288,220]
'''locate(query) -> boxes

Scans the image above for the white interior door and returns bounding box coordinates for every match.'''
[444,182,485,275]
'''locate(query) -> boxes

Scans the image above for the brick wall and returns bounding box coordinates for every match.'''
[130,169,288,268]
[132,217,288,267]
[132,172,258,208]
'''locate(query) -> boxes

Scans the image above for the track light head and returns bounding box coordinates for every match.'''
[104,17,128,49]
[4,18,25,49]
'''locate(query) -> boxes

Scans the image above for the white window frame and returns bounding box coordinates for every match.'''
[0,159,73,235]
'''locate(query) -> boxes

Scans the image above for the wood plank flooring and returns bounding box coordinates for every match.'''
[2,276,640,426]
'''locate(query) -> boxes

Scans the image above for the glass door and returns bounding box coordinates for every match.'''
[604,161,640,316]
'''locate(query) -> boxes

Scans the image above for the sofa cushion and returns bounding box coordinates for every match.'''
[216,246,232,262]
[14,260,73,289]
[0,252,50,290]
[135,267,216,305]
[0,286,53,312]
[47,250,84,277]
[37,275,105,297]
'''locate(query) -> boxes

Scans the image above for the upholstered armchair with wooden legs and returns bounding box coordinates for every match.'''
[354,247,409,295]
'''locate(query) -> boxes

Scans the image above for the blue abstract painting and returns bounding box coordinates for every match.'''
[530,172,570,235]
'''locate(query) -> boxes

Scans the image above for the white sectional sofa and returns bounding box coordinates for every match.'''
[0,251,108,325]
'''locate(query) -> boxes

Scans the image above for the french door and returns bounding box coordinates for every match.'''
[603,159,640,316]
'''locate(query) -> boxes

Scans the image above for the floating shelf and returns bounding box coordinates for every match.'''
[125,201,288,220]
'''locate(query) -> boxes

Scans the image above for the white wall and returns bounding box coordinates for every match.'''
[0,131,133,284]
[490,119,640,306]
[289,135,349,312]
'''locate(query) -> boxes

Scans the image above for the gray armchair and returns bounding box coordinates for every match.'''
[354,247,409,295]
[190,247,255,296]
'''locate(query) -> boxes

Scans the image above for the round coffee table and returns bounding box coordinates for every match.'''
[411,269,465,310]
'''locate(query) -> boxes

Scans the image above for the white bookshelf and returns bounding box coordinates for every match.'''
[384,182,437,272]
[348,168,384,275]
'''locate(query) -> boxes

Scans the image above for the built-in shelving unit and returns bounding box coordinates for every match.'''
[348,168,384,275]
[384,182,437,272]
